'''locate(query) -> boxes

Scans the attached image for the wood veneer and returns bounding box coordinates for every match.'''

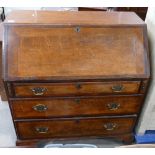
[3,11,150,147]
[11,95,143,119]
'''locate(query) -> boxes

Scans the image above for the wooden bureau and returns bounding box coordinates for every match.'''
[2,11,150,146]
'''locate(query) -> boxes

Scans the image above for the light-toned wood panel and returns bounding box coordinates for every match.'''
[6,26,146,80]
[4,11,145,25]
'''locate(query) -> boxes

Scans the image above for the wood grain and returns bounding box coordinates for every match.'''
[4,26,148,80]
[4,11,145,25]
[0,24,7,100]
[11,95,143,119]
[15,116,136,139]
[12,81,141,97]
[2,11,150,146]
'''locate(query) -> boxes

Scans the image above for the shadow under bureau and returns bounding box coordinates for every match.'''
[2,11,150,146]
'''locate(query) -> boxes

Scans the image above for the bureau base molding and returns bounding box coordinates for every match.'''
[16,133,134,147]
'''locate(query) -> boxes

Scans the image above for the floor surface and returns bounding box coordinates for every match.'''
[0,97,16,147]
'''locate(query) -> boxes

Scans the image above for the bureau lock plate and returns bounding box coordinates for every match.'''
[75,27,80,33]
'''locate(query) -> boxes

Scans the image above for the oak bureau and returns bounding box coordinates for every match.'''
[2,11,150,146]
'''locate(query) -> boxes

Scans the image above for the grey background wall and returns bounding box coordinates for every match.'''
[137,8,155,134]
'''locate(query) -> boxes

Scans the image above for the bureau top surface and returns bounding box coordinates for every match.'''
[4,10,145,26]
[3,11,150,81]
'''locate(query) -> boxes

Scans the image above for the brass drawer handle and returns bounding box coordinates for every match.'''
[106,103,120,111]
[104,123,117,131]
[112,85,124,92]
[31,87,47,96]
[35,127,49,133]
[33,104,48,112]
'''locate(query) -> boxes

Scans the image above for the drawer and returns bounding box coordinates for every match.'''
[12,81,140,97]
[11,96,143,119]
[16,116,136,139]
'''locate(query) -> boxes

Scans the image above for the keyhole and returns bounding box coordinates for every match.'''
[75,27,80,33]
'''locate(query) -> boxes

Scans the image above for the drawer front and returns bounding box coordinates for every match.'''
[11,96,142,119]
[13,81,140,97]
[16,117,136,139]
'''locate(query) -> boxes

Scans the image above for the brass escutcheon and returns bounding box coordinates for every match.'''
[31,87,47,96]
[33,104,48,112]
[104,123,117,131]
[106,103,120,110]
[35,127,49,133]
[112,85,124,92]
